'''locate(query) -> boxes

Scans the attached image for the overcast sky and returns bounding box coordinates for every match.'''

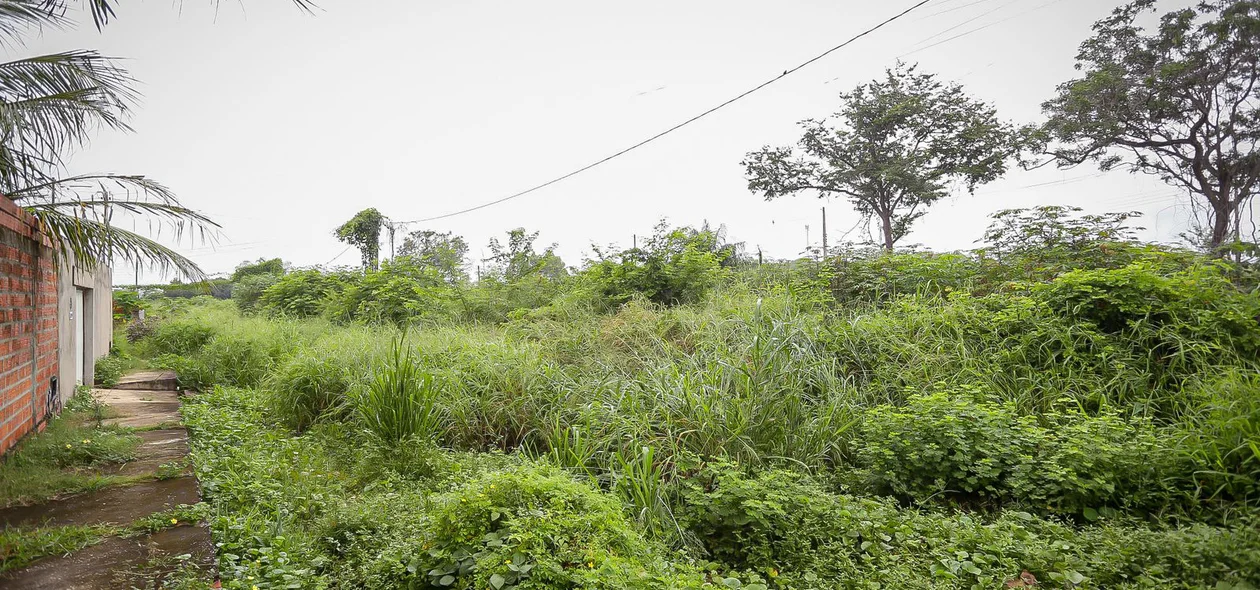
[20,0,1228,282]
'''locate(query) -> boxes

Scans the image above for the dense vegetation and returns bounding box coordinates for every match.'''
[119,208,1260,589]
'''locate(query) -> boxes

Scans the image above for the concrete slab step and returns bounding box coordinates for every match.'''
[113,370,178,392]
[94,389,182,429]
[0,524,215,590]
[0,477,201,529]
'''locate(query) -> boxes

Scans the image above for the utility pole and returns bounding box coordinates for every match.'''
[757,246,763,266]
[821,206,828,260]
[632,234,637,250]
[805,225,810,255]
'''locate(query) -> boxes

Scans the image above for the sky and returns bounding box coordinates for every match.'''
[17,0,1231,282]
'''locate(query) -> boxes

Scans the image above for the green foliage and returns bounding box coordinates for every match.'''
[982,206,1144,275]
[486,228,567,282]
[138,319,215,357]
[356,338,444,445]
[679,462,848,572]
[268,353,354,432]
[327,259,457,325]
[258,269,343,318]
[745,63,1017,250]
[230,257,285,282]
[93,353,125,387]
[585,222,732,306]
[858,392,1175,515]
[335,208,386,270]
[404,464,668,590]
[231,272,280,314]
[398,230,470,284]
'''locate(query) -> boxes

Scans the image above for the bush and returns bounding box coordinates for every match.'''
[399,464,670,589]
[232,273,281,314]
[269,354,354,432]
[139,320,215,357]
[258,270,343,318]
[857,392,1175,515]
[93,354,125,387]
[678,462,852,572]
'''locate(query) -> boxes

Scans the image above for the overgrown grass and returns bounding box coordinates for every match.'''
[0,390,143,507]
[146,248,1260,588]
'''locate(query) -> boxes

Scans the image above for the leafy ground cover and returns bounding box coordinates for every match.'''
[137,226,1260,589]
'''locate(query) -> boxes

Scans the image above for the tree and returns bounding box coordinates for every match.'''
[1037,0,1260,252]
[397,229,469,284]
[743,63,1016,251]
[334,208,385,270]
[486,228,565,281]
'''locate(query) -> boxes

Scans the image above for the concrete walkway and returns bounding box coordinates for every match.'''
[0,372,214,589]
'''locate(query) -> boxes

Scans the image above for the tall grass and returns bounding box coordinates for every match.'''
[356,338,444,445]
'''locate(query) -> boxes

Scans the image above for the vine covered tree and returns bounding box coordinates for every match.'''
[335,208,385,270]
[743,63,1016,251]
[1036,0,1260,252]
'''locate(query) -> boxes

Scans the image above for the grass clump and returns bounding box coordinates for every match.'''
[0,391,142,507]
[356,338,444,445]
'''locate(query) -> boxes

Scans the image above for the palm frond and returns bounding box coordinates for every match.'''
[35,0,317,31]
[14,174,220,281]
[0,50,136,192]
[27,205,210,281]
[0,1,64,44]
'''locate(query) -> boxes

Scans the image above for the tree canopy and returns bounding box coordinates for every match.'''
[743,63,1016,251]
[334,208,385,270]
[397,229,469,284]
[1037,0,1260,252]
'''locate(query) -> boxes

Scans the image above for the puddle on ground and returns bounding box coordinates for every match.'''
[0,524,214,590]
[0,477,201,529]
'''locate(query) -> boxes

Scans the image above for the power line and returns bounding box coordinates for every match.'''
[396,0,934,225]
[898,0,1068,58]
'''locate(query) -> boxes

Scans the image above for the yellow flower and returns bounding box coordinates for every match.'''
[82,439,90,444]
[769,568,779,577]
[252,586,259,590]
[505,560,511,565]
[170,518,178,525]
[65,443,72,448]
[587,562,594,568]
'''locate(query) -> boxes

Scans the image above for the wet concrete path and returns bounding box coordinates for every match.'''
[0,372,215,589]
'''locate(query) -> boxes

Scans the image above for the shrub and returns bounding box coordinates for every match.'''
[232,273,281,314]
[124,317,154,343]
[857,392,1175,515]
[139,320,215,357]
[269,354,354,432]
[258,270,343,318]
[400,464,669,589]
[678,462,852,572]
[93,354,125,388]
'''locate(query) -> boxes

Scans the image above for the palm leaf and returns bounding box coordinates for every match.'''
[35,0,317,30]
[0,50,135,191]
[0,1,64,44]
[27,206,211,280]
[15,174,220,281]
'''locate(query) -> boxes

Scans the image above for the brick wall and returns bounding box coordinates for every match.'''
[0,195,58,455]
